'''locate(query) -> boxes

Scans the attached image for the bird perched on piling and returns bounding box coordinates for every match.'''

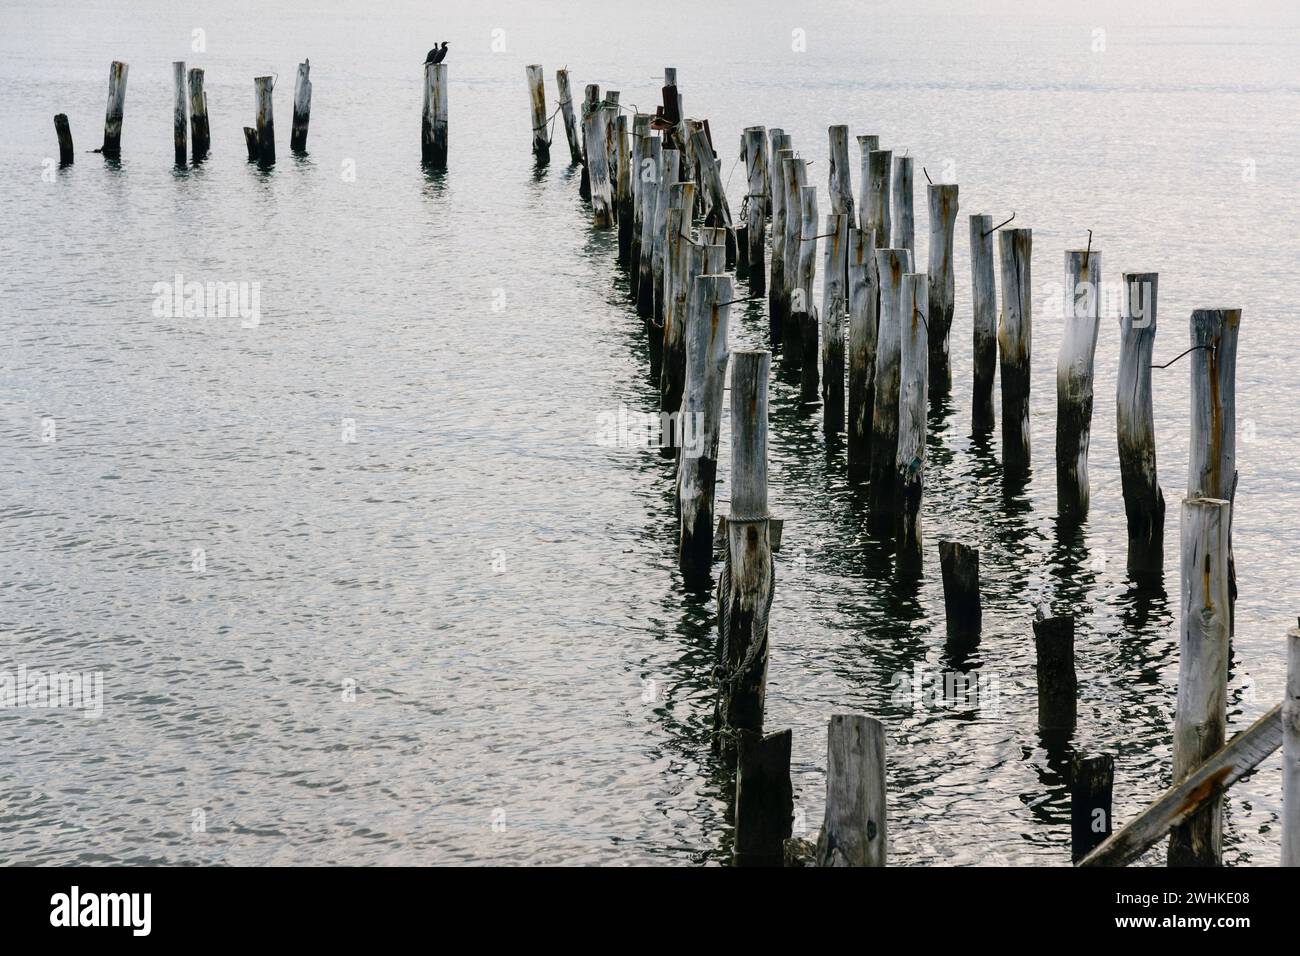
[425,43,449,65]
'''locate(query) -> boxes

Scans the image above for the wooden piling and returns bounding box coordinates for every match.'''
[815,714,887,867]
[925,184,959,394]
[969,214,997,433]
[243,127,258,161]
[615,114,633,266]
[938,541,981,648]
[769,144,795,349]
[1071,753,1114,863]
[690,127,734,255]
[254,75,275,167]
[53,114,74,165]
[602,92,620,211]
[421,61,449,167]
[1284,619,1300,867]
[795,185,820,399]
[1032,605,1076,735]
[828,125,855,223]
[1169,497,1231,866]
[896,273,929,567]
[582,85,613,226]
[744,126,767,294]
[867,150,892,252]
[100,60,128,156]
[555,69,583,164]
[763,128,780,220]
[636,135,662,318]
[735,728,794,867]
[847,227,878,484]
[822,212,849,433]
[629,115,650,279]
[1057,249,1102,517]
[856,135,879,235]
[651,148,680,344]
[867,248,911,537]
[291,59,312,153]
[1188,309,1240,500]
[525,64,549,162]
[187,68,210,162]
[1117,273,1163,575]
[662,183,697,437]
[997,228,1033,474]
[891,155,913,253]
[172,61,188,165]
[782,156,809,367]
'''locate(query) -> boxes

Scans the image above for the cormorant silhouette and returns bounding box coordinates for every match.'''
[425,42,449,65]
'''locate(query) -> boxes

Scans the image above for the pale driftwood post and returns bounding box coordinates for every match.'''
[856,135,879,234]
[714,350,774,760]
[101,60,128,156]
[679,274,732,587]
[815,714,886,867]
[796,184,820,399]
[662,183,697,438]
[1284,619,1300,867]
[1169,496,1231,867]
[172,61,188,165]
[896,273,928,568]
[891,155,913,253]
[970,214,997,433]
[828,125,854,223]
[422,61,448,168]
[939,541,980,649]
[1071,753,1114,863]
[868,248,911,537]
[525,64,549,162]
[290,59,312,153]
[822,212,849,433]
[734,728,793,867]
[555,69,582,164]
[925,184,959,395]
[744,126,767,294]
[1033,605,1076,736]
[53,114,74,165]
[1118,273,1163,576]
[847,227,878,485]
[769,144,794,349]
[187,68,210,162]
[582,85,613,226]
[651,148,679,336]
[254,76,275,167]
[867,150,892,252]
[1057,249,1102,517]
[637,136,662,318]
[997,228,1033,475]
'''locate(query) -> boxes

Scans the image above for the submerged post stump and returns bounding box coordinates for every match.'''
[555,69,583,164]
[101,60,128,156]
[187,68,210,162]
[1284,619,1300,867]
[970,214,997,433]
[1071,753,1114,863]
[734,728,794,867]
[822,212,849,434]
[525,64,549,163]
[896,273,929,569]
[938,541,981,649]
[254,75,275,167]
[925,184,958,396]
[1118,273,1164,577]
[53,114,74,165]
[998,228,1033,476]
[1057,249,1102,517]
[815,714,887,867]
[582,85,613,226]
[172,61,188,165]
[867,247,911,538]
[847,227,879,485]
[1169,497,1231,866]
[242,127,258,161]
[744,126,767,295]
[291,59,313,153]
[891,155,913,253]
[1033,605,1076,736]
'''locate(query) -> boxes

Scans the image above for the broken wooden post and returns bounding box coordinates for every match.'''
[662,182,697,444]
[582,85,613,226]
[926,183,959,395]
[525,64,549,162]
[555,69,583,164]
[679,274,732,587]
[867,247,911,538]
[1285,619,1300,867]
[1071,753,1114,863]
[815,714,886,867]
[1032,605,1076,736]
[615,114,633,266]
[744,126,767,294]
[734,728,793,867]
[822,211,849,434]
[187,68,210,162]
[855,135,879,234]
[769,144,794,349]
[100,60,128,156]
[1057,248,1102,517]
[998,228,1033,475]
[290,59,312,153]
[891,154,913,253]
[970,214,997,434]
[1169,496,1231,867]
[828,125,855,223]
[1117,272,1163,577]
[867,150,892,252]
[254,76,275,167]
[172,61,188,165]
[847,227,878,485]
[636,135,662,318]
[242,127,258,161]
[53,114,74,165]
[714,350,774,761]
[795,184,820,400]
[690,126,734,257]
[938,541,981,649]
[896,272,928,569]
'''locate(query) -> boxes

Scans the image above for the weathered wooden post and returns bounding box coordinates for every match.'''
[997,228,1033,475]
[254,76,275,167]
[744,126,767,294]
[629,115,650,280]
[100,60,128,156]
[795,185,820,399]
[847,227,878,484]
[421,61,448,168]
[970,214,997,433]
[582,85,613,226]
[616,115,633,266]
[938,541,981,649]
[53,114,74,165]
[651,148,680,336]
[735,728,794,867]
[1169,497,1231,866]
[822,212,849,433]
[867,150,892,251]
[172,61,188,165]
[690,127,734,256]
[290,59,312,153]
[679,274,732,587]
[896,273,928,568]
[891,155,913,253]
[815,714,886,867]
[637,136,662,318]
[187,68,210,162]
[867,247,911,537]
[1118,272,1163,575]
[555,69,583,164]
[856,135,879,234]
[828,125,855,224]
[1032,605,1076,736]
[1057,249,1102,517]
[1071,753,1114,863]
[714,350,774,761]
[1285,618,1300,867]
[242,127,258,161]
[662,182,697,442]
[780,154,807,367]
[926,184,959,395]
[602,91,620,209]
[769,144,795,348]
[525,64,549,162]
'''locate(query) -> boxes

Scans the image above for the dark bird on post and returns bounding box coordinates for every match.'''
[425,42,449,65]
[425,46,439,64]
